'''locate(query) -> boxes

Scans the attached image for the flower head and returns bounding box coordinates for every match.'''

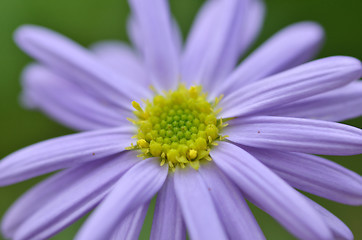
[1,0,362,240]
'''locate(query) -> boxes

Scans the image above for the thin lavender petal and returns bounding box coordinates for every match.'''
[211,142,333,240]
[209,0,265,98]
[266,81,362,122]
[150,175,186,240]
[22,64,131,131]
[305,198,354,240]
[127,0,179,90]
[127,16,182,59]
[246,147,362,205]
[217,22,324,97]
[90,41,147,85]
[112,203,149,240]
[171,18,183,55]
[90,41,153,100]
[0,126,135,186]
[220,56,362,118]
[5,152,138,240]
[76,157,168,240]
[238,0,265,57]
[127,16,146,59]
[182,0,249,89]
[174,167,228,240]
[14,25,142,110]
[180,0,218,86]
[2,164,102,238]
[225,116,362,155]
[199,162,265,240]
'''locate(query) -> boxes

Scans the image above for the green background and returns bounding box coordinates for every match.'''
[0,0,361,239]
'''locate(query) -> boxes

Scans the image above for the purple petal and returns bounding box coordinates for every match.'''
[14,25,144,109]
[217,22,324,97]
[0,126,135,186]
[171,18,183,55]
[199,162,265,240]
[127,17,144,57]
[22,64,131,131]
[211,142,333,240]
[266,81,362,122]
[127,16,182,59]
[239,0,265,56]
[305,198,354,240]
[246,147,362,205]
[90,41,147,85]
[180,0,218,84]
[174,167,228,240]
[76,157,168,240]
[3,152,138,240]
[181,0,250,88]
[150,175,185,240]
[220,56,362,118]
[89,41,153,100]
[127,0,180,90]
[208,0,265,98]
[225,116,362,155]
[112,203,149,240]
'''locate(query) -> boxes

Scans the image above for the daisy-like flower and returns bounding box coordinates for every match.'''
[1,0,362,239]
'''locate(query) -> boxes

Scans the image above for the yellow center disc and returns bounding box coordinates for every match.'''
[127,84,227,171]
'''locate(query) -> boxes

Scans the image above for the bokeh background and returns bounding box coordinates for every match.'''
[0,0,361,239]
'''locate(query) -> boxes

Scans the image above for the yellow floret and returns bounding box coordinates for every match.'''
[189,149,198,160]
[137,139,149,148]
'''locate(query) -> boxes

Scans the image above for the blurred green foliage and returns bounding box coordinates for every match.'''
[0,0,361,239]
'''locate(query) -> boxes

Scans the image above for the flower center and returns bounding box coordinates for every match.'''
[127,84,226,171]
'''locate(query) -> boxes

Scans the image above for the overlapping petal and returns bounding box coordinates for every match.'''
[225,116,362,155]
[305,198,354,240]
[2,152,138,240]
[211,142,333,240]
[252,149,362,203]
[22,64,131,131]
[14,25,146,109]
[246,147,362,205]
[150,176,185,240]
[182,0,254,88]
[112,203,149,240]
[127,0,179,90]
[90,41,147,85]
[127,16,143,56]
[216,22,324,97]
[199,163,265,240]
[0,127,135,186]
[266,81,362,122]
[239,0,265,56]
[76,158,168,240]
[174,167,228,240]
[127,16,182,57]
[220,56,362,118]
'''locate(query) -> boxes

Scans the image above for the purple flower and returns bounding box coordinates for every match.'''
[1,0,362,239]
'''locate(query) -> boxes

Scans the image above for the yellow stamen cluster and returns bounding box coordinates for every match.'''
[127,84,227,171]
